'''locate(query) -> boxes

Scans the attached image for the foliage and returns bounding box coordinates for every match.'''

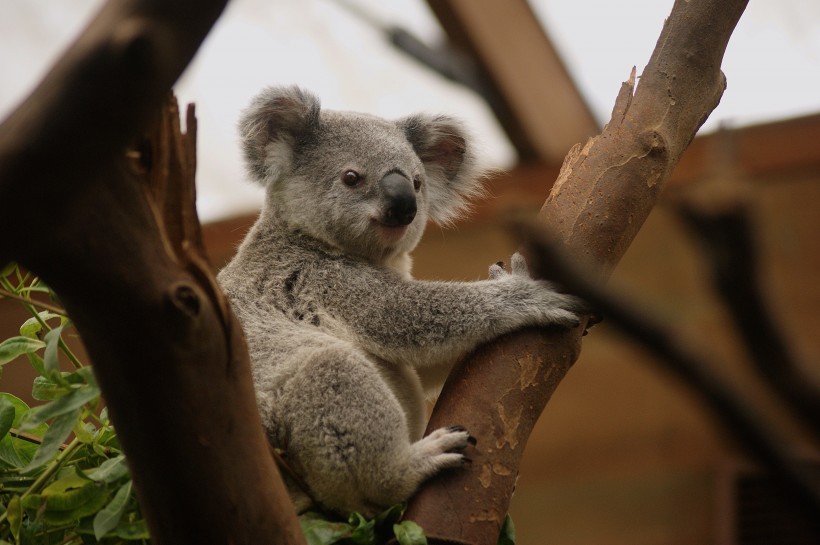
[0,264,149,544]
[299,505,515,545]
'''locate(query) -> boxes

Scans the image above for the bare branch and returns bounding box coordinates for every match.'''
[405,1,749,543]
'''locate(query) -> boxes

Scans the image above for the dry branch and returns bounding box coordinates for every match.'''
[0,1,305,544]
[404,1,749,543]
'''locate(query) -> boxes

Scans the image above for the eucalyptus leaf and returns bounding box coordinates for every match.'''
[40,487,109,526]
[299,512,353,545]
[393,520,427,545]
[93,480,132,539]
[19,383,100,431]
[0,261,16,279]
[348,511,375,544]
[19,312,61,339]
[43,325,64,374]
[0,337,45,366]
[26,352,46,376]
[86,455,130,484]
[0,394,47,468]
[0,397,15,441]
[374,503,405,527]
[21,408,79,472]
[31,376,67,401]
[5,495,22,542]
[112,517,151,540]
[497,514,516,545]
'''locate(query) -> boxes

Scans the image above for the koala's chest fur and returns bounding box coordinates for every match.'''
[219,224,431,440]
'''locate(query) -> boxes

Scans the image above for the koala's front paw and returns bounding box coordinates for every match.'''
[489,252,587,329]
[414,425,473,471]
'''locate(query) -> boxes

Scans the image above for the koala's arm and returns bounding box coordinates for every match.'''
[313,255,582,369]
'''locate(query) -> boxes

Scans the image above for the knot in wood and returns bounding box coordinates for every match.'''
[169,282,201,318]
[640,129,668,158]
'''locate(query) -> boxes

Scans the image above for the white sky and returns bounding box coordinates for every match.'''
[2,0,819,222]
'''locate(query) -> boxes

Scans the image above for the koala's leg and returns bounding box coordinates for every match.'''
[277,340,470,516]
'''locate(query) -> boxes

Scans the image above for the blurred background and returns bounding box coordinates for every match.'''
[2,1,820,544]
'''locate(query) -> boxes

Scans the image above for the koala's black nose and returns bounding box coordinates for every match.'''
[381,172,417,226]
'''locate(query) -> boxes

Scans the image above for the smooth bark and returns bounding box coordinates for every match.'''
[404,1,749,543]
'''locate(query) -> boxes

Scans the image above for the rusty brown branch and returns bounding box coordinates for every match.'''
[405,1,749,543]
[0,1,305,544]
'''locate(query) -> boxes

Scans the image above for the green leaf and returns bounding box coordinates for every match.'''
[19,383,100,431]
[43,325,64,374]
[5,495,22,542]
[73,420,96,443]
[86,455,130,484]
[0,396,16,440]
[374,503,405,528]
[112,517,150,540]
[0,394,47,468]
[0,261,16,279]
[94,480,132,540]
[26,352,46,376]
[348,511,375,544]
[299,512,353,545]
[22,408,79,472]
[19,312,61,339]
[393,520,427,545]
[0,336,45,366]
[32,376,67,401]
[37,475,108,526]
[497,514,515,545]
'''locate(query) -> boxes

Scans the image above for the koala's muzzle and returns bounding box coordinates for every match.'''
[380,172,417,227]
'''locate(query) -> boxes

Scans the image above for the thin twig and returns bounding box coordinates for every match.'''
[0,286,67,317]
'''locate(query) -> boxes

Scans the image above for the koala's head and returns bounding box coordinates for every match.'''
[239,85,484,272]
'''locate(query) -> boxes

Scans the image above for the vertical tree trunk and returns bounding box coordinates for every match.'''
[0,2,305,544]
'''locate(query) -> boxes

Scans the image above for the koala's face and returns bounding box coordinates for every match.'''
[240,86,484,269]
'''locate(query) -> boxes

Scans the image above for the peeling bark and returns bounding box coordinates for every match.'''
[404,1,749,543]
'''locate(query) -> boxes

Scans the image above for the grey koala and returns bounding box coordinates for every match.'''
[217,86,583,516]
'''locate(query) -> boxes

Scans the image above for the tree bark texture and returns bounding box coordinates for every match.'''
[0,2,305,545]
[404,1,749,544]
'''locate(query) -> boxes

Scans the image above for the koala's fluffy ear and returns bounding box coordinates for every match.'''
[399,114,484,225]
[239,85,321,186]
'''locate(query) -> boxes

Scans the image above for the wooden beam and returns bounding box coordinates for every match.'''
[202,111,820,263]
[669,112,820,187]
[427,0,600,165]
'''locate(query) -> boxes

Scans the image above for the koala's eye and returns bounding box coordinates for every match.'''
[342,170,361,187]
[413,175,422,192]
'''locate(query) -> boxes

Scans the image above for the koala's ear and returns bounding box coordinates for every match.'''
[239,85,321,186]
[399,114,485,225]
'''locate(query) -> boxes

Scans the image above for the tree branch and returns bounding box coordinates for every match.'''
[405,1,749,543]
[0,2,305,544]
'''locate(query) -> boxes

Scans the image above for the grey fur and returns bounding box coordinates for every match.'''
[219,86,584,516]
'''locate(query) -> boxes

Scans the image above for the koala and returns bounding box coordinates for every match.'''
[217,85,584,517]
